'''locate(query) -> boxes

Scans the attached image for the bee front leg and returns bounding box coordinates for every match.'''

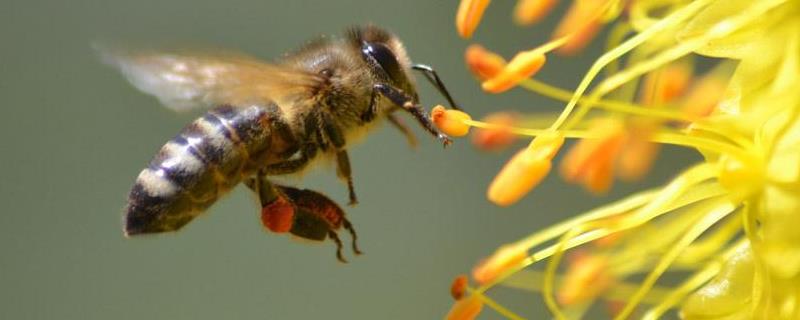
[373,84,452,147]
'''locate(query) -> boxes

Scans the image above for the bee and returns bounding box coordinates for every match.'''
[100,26,461,262]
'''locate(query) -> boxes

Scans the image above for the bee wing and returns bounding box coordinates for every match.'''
[97,45,321,111]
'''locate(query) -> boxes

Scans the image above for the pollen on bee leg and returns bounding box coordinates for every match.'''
[465,44,507,80]
[450,274,469,300]
[471,112,518,151]
[481,49,546,93]
[261,196,294,233]
[472,242,528,285]
[513,0,558,25]
[431,105,473,137]
[445,295,484,320]
[488,133,564,206]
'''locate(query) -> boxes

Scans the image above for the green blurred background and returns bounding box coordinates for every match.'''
[0,0,698,319]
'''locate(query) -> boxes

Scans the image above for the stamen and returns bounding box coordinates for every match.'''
[563,0,786,131]
[513,0,558,25]
[456,0,491,38]
[482,50,546,93]
[465,44,506,80]
[551,0,613,55]
[547,0,716,131]
[445,295,484,320]
[450,274,469,300]
[487,133,564,206]
[431,105,472,137]
[472,243,529,284]
[560,117,626,193]
[471,112,518,151]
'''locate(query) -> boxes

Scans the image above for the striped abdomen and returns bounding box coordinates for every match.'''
[124,104,292,235]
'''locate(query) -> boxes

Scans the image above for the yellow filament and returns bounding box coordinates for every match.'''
[563,0,791,131]
[547,0,715,131]
[676,211,742,265]
[518,79,694,122]
[603,22,633,76]
[467,288,526,320]
[613,198,736,319]
[463,118,751,160]
[642,239,748,320]
[501,270,673,305]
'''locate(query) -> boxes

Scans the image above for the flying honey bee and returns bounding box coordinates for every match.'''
[100,26,461,262]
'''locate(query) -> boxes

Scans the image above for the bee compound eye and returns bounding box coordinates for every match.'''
[362,42,401,82]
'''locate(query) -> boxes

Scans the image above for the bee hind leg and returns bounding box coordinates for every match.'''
[248,179,361,262]
[342,217,362,255]
[244,173,295,233]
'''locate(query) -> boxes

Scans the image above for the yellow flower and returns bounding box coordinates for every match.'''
[448,0,800,318]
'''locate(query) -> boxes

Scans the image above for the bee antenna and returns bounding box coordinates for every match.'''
[411,64,463,111]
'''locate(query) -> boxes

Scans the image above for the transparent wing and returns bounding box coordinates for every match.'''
[96,44,321,111]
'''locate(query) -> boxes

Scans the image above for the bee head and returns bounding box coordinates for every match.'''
[347,25,418,102]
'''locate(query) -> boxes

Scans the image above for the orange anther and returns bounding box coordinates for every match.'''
[514,0,558,25]
[482,50,546,93]
[552,0,610,55]
[472,243,528,285]
[488,134,564,206]
[450,274,469,300]
[471,112,518,151]
[557,252,613,305]
[681,74,727,118]
[617,122,660,181]
[456,0,492,38]
[641,61,692,106]
[465,44,507,80]
[560,118,625,194]
[431,105,472,137]
[445,295,484,320]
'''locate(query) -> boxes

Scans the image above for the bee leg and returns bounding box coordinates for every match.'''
[411,64,462,111]
[387,113,418,149]
[335,150,358,206]
[265,143,317,175]
[315,110,358,206]
[327,230,347,263]
[373,84,452,147]
[244,173,294,233]
[276,185,360,263]
[361,89,380,122]
[342,217,362,255]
